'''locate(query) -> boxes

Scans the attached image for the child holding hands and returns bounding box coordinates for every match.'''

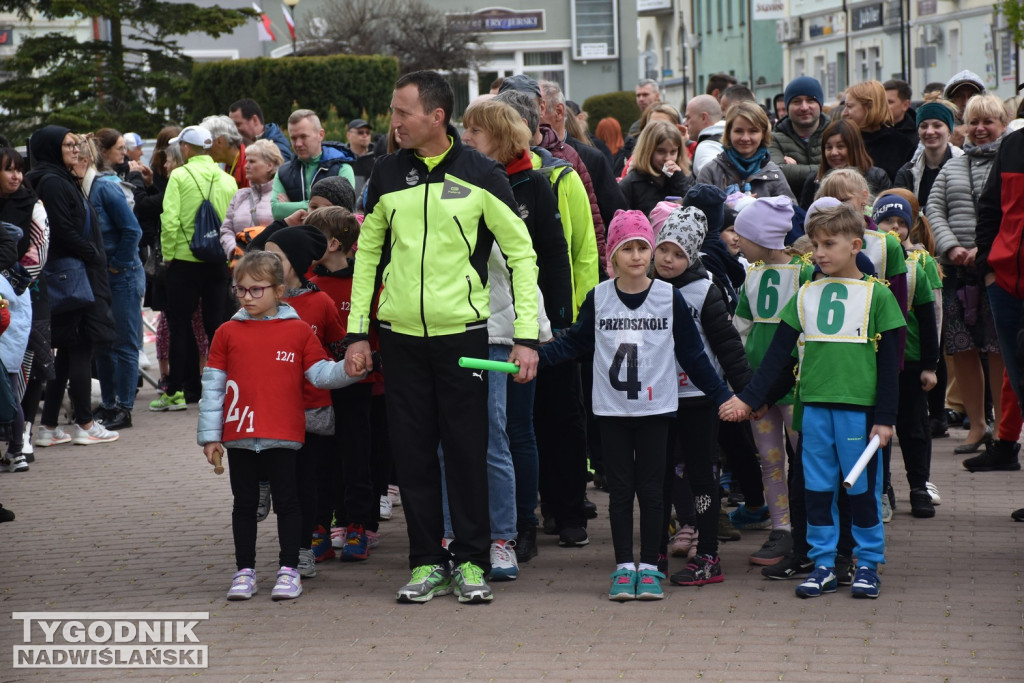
[198,251,364,602]
[721,202,906,599]
[539,210,733,601]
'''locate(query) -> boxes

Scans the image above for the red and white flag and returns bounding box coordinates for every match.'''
[281,3,296,41]
[253,3,276,41]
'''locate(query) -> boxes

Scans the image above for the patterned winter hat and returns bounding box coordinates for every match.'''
[656,206,707,262]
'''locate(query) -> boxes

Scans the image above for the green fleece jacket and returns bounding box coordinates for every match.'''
[161,155,238,263]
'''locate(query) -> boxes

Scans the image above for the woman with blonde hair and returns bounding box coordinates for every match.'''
[842,80,917,181]
[695,101,795,200]
[926,92,1010,455]
[619,121,693,217]
[461,96,571,568]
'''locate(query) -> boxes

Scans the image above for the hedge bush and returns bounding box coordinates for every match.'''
[189,55,399,131]
[582,91,639,137]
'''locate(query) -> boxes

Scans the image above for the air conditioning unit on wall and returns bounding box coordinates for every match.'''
[923,24,943,45]
[775,17,801,43]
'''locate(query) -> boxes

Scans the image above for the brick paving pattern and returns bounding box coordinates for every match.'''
[1,392,1023,680]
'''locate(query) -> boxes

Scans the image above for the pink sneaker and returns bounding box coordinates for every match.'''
[669,524,698,558]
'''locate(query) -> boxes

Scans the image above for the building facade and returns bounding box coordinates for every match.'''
[637,0,785,110]
[782,0,1021,102]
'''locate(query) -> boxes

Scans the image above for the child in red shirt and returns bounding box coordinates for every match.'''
[199,251,364,602]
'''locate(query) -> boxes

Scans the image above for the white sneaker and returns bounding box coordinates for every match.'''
[72,422,119,445]
[881,494,893,523]
[35,426,72,447]
[379,495,393,521]
[488,540,519,581]
[297,548,317,578]
[388,484,402,507]
[926,481,941,505]
[138,349,153,369]
[6,454,29,472]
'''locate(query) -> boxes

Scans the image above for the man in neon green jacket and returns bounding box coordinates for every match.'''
[344,71,539,606]
[153,125,237,412]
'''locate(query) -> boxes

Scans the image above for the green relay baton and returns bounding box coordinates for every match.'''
[458,357,520,374]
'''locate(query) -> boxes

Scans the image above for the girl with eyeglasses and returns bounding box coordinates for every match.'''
[198,250,365,602]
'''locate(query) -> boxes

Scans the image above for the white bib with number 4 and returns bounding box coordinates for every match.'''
[798,278,873,343]
[592,279,678,416]
[744,263,802,323]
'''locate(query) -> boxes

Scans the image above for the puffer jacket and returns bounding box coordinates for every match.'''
[894,144,964,199]
[695,152,797,201]
[927,137,1004,263]
[538,124,606,272]
[769,114,829,195]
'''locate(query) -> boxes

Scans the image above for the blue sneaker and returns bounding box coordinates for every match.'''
[795,566,838,598]
[850,566,881,599]
[635,569,665,600]
[609,567,637,601]
[340,524,369,561]
[729,504,771,530]
[311,525,335,562]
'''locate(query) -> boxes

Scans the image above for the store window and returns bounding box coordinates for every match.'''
[524,50,568,93]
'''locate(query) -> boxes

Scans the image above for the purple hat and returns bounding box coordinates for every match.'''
[733,196,795,250]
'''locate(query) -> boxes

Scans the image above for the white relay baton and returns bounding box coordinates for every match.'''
[842,435,882,490]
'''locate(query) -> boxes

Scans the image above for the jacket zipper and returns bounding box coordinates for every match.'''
[420,173,429,336]
[454,216,471,257]
[465,275,480,319]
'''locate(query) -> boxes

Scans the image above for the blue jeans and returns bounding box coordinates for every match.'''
[507,370,539,527]
[95,264,144,410]
[440,344,517,541]
[988,283,1024,406]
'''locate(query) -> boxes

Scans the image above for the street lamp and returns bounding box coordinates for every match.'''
[283,0,300,56]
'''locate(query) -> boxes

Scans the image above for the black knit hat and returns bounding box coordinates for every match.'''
[310,176,355,211]
[682,183,727,236]
[267,225,328,279]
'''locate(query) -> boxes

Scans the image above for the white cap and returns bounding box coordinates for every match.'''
[169,126,213,149]
[124,132,143,150]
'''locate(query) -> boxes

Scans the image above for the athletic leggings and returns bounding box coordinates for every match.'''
[663,401,720,558]
[601,415,670,566]
[750,404,797,530]
[228,447,300,570]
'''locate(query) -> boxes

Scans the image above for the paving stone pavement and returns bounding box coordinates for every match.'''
[1,392,1023,681]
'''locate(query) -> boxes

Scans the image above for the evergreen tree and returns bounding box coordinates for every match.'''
[0,0,254,142]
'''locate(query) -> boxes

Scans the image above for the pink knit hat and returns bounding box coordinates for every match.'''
[606,209,654,276]
[649,200,680,235]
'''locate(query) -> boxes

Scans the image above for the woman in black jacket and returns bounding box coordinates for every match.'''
[462,97,574,563]
[619,121,694,218]
[24,126,117,448]
[842,80,917,182]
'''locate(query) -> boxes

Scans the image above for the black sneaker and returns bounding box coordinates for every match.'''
[100,408,133,430]
[0,504,14,522]
[558,526,589,547]
[835,555,854,586]
[514,524,538,563]
[909,488,936,518]
[670,553,724,586]
[946,409,964,428]
[930,418,949,438]
[582,495,598,519]
[749,529,793,566]
[761,553,814,580]
[963,440,1022,472]
[1011,508,1024,522]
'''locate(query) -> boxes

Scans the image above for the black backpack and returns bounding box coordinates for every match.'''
[181,169,225,264]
